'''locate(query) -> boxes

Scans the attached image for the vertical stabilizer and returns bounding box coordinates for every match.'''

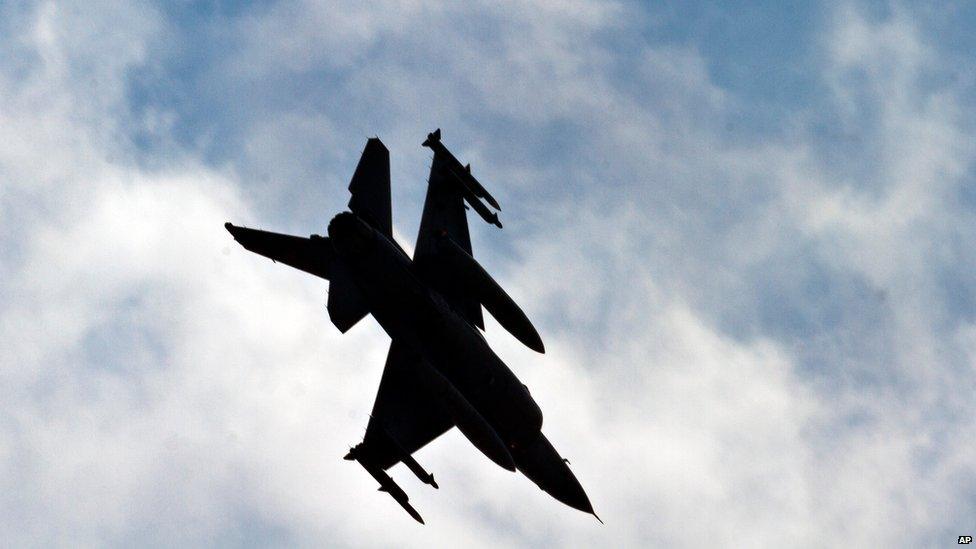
[348,138,392,237]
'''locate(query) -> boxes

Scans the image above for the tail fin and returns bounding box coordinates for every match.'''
[348,138,392,238]
[327,261,370,332]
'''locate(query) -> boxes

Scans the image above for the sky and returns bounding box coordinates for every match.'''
[1,1,975,547]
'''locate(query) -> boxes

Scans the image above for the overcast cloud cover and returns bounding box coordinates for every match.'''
[2,1,975,547]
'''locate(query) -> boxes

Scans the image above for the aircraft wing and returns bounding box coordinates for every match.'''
[358,340,454,470]
[224,223,333,280]
[412,150,485,328]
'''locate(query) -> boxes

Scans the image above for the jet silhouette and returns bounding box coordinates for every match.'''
[225,129,598,524]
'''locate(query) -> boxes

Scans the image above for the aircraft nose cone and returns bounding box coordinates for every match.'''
[548,469,594,514]
[511,432,597,517]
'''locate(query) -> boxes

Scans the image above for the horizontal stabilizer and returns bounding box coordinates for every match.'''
[327,260,369,332]
[351,452,426,524]
[224,222,333,280]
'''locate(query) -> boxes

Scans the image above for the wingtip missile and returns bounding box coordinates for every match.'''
[350,450,427,525]
[483,191,502,212]
[404,501,426,524]
[378,486,425,524]
[447,163,501,212]
[381,475,426,524]
[447,170,503,228]
[424,130,504,215]
[460,164,502,211]
[378,425,439,490]
[422,128,442,148]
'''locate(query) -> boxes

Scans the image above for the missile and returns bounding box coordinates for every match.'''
[423,129,502,209]
[451,172,503,228]
[224,222,334,279]
[466,171,501,211]
[351,452,425,524]
[422,128,503,215]
[378,423,439,489]
[448,162,501,211]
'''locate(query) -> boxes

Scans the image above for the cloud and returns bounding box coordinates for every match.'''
[1,1,975,547]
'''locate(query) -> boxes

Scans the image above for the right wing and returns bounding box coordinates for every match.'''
[356,340,455,470]
[224,223,333,280]
[412,149,486,328]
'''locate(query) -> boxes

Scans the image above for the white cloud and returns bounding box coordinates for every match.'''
[1,1,974,547]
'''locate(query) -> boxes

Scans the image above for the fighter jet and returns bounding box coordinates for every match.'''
[224,129,598,524]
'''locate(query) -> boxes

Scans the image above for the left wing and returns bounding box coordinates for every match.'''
[224,223,333,280]
[354,340,454,471]
[344,341,453,524]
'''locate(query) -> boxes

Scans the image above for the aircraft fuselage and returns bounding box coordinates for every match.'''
[327,211,595,515]
[328,211,543,445]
